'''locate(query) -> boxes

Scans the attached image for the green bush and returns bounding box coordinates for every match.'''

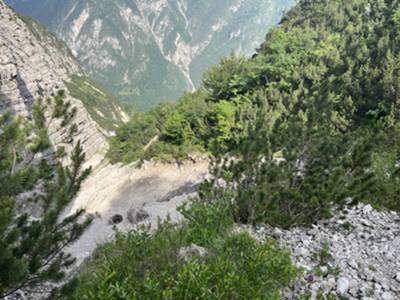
[108,93,210,163]
[178,200,234,247]
[195,0,400,228]
[58,201,297,299]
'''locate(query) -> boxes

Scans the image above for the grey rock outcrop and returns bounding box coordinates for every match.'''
[0,1,106,166]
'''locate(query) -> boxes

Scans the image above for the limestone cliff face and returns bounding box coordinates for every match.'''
[0,2,124,166]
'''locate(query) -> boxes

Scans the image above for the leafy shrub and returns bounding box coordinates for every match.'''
[108,93,210,163]
[58,201,297,299]
[195,0,400,228]
[179,200,234,247]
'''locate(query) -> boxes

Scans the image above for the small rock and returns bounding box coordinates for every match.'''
[322,277,336,291]
[391,284,400,292]
[360,282,374,296]
[271,227,283,238]
[127,208,149,224]
[349,278,359,289]
[348,260,358,269]
[282,287,292,299]
[381,280,390,291]
[337,277,350,295]
[374,282,382,292]
[178,244,208,262]
[395,272,400,282]
[363,269,374,281]
[361,219,372,227]
[307,291,317,300]
[320,266,328,274]
[294,246,308,257]
[349,287,359,297]
[363,204,373,214]
[381,292,394,300]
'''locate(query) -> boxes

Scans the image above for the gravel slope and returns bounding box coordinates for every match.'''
[254,203,400,300]
[64,158,209,264]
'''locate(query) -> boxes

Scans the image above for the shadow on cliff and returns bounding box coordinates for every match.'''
[15,69,35,119]
[0,69,36,119]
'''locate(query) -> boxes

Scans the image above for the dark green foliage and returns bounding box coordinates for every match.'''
[108,103,173,163]
[108,92,208,163]
[110,0,400,227]
[31,97,51,152]
[109,0,400,229]
[194,0,400,228]
[57,201,297,300]
[108,55,261,163]
[203,54,254,102]
[178,200,234,247]
[318,241,332,266]
[0,93,91,297]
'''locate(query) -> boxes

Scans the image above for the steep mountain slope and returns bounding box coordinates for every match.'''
[0,2,126,165]
[64,0,400,298]
[5,0,294,110]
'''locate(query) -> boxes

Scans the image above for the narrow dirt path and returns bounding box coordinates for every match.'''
[143,135,159,151]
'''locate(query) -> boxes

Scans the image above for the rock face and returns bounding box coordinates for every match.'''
[0,2,124,166]
[5,0,294,110]
[255,203,400,299]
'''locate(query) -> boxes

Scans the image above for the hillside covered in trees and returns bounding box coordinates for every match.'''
[61,0,400,298]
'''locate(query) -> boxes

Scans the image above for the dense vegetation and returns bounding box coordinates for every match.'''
[58,201,297,299]
[110,0,400,229]
[0,92,91,297]
[107,54,259,163]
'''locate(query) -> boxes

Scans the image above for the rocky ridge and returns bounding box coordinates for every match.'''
[0,2,124,166]
[253,203,400,300]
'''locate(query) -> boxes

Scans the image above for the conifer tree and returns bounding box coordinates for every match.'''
[0,92,92,298]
